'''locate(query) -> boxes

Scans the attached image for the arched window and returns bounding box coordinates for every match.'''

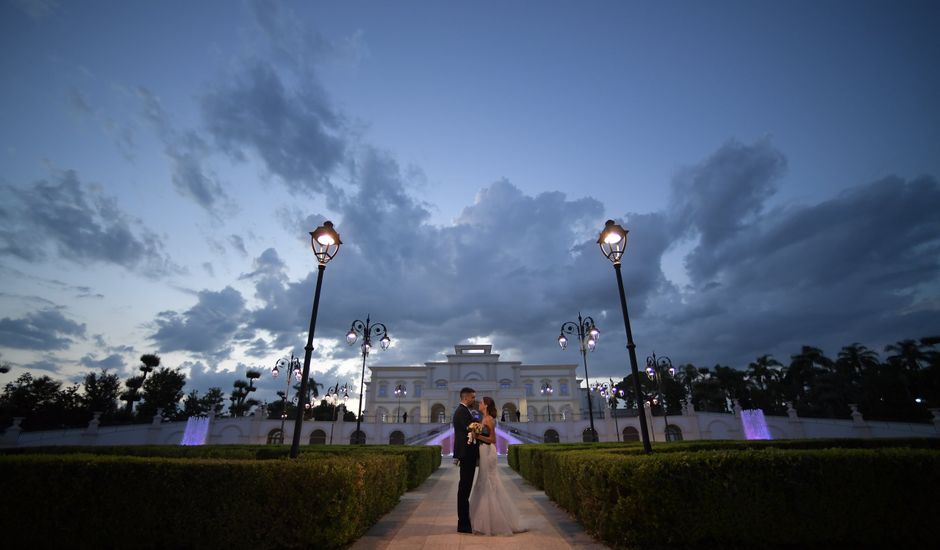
[582,427,598,442]
[413,382,422,397]
[559,380,569,396]
[430,403,446,423]
[350,430,366,444]
[435,379,448,389]
[266,429,284,445]
[389,431,405,445]
[309,429,326,445]
[623,426,640,442]
[665,424,683,442]
[464,371,482,381]
[500,379,512,390]
[543,429,560,443]
[523,380,534,396]
[378,383,388,398]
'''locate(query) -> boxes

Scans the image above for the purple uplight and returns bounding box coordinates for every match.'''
[180,416,210,445]
[740,409,772,440]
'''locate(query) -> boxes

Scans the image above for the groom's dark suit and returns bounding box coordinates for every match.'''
[453,402,479,533]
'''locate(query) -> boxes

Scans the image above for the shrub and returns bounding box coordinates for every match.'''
[0,453,406,549]
[513,443,940,547]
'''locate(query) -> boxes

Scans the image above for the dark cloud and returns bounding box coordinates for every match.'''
[228,235,248,256]
[0,170,180,277]
[238,247,286,280]
[137,87,232,217]
[0,308,86,350]
[670,139,787,283]
[150,286,248,361]
[79,353,126,371]
[23,358,60,373]
[201,61,346,200]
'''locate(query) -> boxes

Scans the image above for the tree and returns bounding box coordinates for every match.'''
[120,374,145,418]
[82,369,121,421]
[200,387,225,417]
[137,367,186,420]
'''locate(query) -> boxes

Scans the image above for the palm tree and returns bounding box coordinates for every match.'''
[885,339,928,373]
[836,343,880,379]
[785,346,832,407]
[746,355,782,391]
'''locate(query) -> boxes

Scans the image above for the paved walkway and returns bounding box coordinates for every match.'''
[350,457,610,549]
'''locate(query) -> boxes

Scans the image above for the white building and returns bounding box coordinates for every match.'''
[365,344,593,425]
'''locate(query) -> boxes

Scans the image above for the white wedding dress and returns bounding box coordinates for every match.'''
[468,424,527,535]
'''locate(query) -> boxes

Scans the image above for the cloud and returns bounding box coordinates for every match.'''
[200,61,347,199]
[137,87,233,217]
[238,247,286,280]
[0,308,86,350]
[150,286,249,361]
[79,353,126,371]
[228,235,248,256]
[0,170,180,277]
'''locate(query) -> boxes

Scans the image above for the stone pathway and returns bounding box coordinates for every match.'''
[350,456,610,549]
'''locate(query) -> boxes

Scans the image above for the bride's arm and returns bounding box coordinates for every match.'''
[476,417,496,444]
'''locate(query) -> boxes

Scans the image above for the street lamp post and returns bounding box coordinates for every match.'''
[646,352,676,442]
[289,221,341,458]
[273,354,302,442]
[321,382,349,445]
[347,316,391,444]
[607,379,625,442]
[559,314,600,441]
[540,383,553,421]
[394,384,407,423]
[598,219,652,453]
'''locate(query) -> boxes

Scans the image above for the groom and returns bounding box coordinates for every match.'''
[453,387,480,533]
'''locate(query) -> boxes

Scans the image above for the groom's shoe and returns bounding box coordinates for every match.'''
[457,527,472,534]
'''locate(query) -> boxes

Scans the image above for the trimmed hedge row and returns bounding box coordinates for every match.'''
[542,448,940,547]
[1,444,442,491]
[507,437,940,490]
[0,453,406,549]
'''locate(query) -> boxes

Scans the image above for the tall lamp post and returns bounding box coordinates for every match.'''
[598,219,652,453]
[646,352,676,442]
[559,314,600,441]
[540,383,554,421]
[394,384,407,423]
[347,316,391,444]
[289,221,341,458]
[273,354,302,441]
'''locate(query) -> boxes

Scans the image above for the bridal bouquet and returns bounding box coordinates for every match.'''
[467,422,484,444]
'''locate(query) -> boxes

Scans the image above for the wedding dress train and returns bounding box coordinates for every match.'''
[468,435,527,535]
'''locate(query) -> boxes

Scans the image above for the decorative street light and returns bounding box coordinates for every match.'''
[559,313,600,441]
[394,384,407,423]
[347,315,391,443]
[540,383,554,421]
[598,219,652,453]
[607,378,626,442]
[646,351,676,442]
[289,221,341,458]
[273,354,302,441]
[318,382,349,445]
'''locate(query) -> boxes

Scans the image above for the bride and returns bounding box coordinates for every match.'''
[468,396,527,536]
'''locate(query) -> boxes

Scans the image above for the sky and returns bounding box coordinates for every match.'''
[1,0,939,408]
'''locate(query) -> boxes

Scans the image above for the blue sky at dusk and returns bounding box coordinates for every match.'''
[1,0,938,407]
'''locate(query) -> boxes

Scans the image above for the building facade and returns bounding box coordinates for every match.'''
[365,344,598,425]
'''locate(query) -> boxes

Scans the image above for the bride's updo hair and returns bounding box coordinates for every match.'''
[482,396,498,418]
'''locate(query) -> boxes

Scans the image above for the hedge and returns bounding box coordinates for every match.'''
[550,448,939,547]
[0,444,442,491]
[507,437,940,490]
[507,440,940,547]
[0,453,406,549]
